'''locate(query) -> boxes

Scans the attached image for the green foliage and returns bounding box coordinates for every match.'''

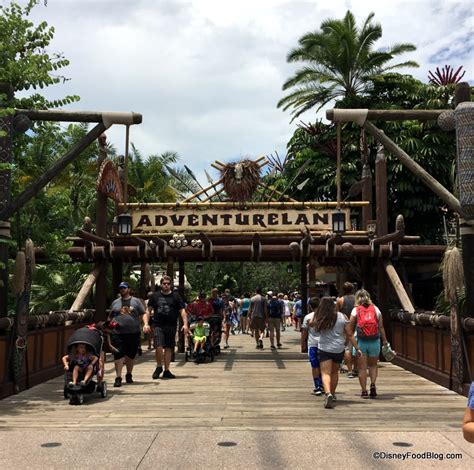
[278,10,418,120]
[283,74,457,242]
[0,0,79,108]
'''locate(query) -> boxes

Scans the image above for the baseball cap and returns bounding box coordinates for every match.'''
[119,282,129,289]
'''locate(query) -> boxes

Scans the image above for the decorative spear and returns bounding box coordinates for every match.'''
[184,165,212,200]
[277,158,312,201]
[165,164,203,200]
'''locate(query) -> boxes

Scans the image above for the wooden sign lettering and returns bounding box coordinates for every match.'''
[131,207,350,233]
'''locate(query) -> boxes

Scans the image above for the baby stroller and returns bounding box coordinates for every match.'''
[207,315,223,356]
[63,326,107,405]
[185,319,214,364]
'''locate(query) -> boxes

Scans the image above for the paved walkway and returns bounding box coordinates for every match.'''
[0,330,472,469]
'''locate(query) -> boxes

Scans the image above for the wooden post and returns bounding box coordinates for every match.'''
[301,259,308,315]
[112,260,123,299]
[0,83,13,317]
[166,258,174,280]
[308,258,317,298]
[336,123,342,206]
[375,146,391,341]
[0,123,107,221]
[177,260,185,353]
[69,265,101,311]
[383,261,415,313]
[364,120,461,214]
[95,135,108,322]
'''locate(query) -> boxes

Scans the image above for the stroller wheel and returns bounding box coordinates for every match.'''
[69,395,78,406]
[185,351,189,362]
[63,385,69,399]
[100,382,107,398]
[77,393,84,405]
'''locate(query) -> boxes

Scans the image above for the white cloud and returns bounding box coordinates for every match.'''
[15,0,473,185]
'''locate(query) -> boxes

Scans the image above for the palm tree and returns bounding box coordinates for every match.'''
[278,11,419,120]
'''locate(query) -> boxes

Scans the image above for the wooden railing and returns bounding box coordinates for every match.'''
[0,310,94,399]
[390,310,474,395]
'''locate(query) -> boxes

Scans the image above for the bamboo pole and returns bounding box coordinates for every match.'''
[124,201,369,209]
[0,123,107,221]
[364,120,461,214]
[182,177,224,203]
[69,265,102,312]
[326,109,448,122]
[383,261,415,313]
[15,109,143,124]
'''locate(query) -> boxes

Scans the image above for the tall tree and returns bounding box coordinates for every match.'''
[278,10,418,120]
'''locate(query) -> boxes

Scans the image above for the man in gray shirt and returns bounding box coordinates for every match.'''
[109,282,145,387]
[249,287,268,349]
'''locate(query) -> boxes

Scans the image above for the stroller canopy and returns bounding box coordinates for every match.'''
[67,326,103,356]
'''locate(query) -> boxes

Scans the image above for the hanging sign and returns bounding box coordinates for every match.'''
[97,160,123,203]
[131,207,350,233]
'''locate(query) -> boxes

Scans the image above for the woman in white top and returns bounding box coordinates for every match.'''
[310,297,360,409]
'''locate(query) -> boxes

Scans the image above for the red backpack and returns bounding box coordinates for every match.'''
[356,304,379,339]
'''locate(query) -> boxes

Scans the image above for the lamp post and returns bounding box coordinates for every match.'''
[287,264,293,274]
[196,263,203,274]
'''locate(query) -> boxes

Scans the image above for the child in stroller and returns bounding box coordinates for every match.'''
[186,316,213,363]
[62,323,113,405]
[62,343,98,388]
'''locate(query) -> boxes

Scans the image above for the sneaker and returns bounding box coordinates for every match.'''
[347,372,355,379]
[370,384,377,398]
[113,377,122,388]
[258,339,264,349]
[224,344,229,349]
[68,381,74,388]
[324,393,334,409]
[152,366,163,380]
[125,373,133,384]
[79,380,86,387]
[162,370,176,379]
[332,394,337,402]
[312,387,323,396]
[256,344,260,349]
[361,390,369,399]
[277,343,282,348]
[270,345,276,350]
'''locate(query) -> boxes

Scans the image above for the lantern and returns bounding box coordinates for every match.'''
[332,211,346,234]
[117,213,132,236]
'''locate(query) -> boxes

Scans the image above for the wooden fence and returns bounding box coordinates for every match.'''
[390,310,474,395]
[0,311,94,399]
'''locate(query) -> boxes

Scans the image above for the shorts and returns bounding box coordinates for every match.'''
[318,349,344,364]
[154,326,177,349]
[358,337,381,357]
[250,317,266,331]
[308,346,320,369]
[241,310,248,317]
[111,332,141,360]
[268,318,281,329]
[193,335,206,342]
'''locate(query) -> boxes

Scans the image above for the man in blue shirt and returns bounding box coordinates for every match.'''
[293,295,303,331]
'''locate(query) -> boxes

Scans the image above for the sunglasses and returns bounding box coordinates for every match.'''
[162,282,171,285]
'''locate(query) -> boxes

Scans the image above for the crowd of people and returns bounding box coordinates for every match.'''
[61,276,474,439]
[64,278,392,408]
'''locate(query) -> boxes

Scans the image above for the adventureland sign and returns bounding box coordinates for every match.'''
[132,207,350,233]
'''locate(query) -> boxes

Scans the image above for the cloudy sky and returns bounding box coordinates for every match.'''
[19,0,474,183]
